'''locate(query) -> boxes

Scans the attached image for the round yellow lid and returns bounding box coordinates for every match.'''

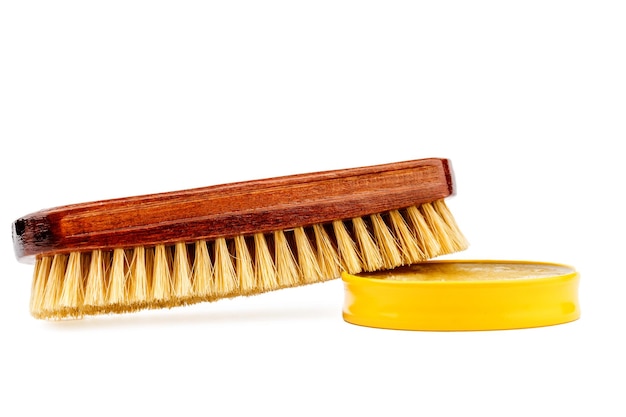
[341,260,580,331]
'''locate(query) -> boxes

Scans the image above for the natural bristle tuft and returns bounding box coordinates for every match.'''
[29,200,468,320]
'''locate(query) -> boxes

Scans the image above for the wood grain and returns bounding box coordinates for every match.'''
[13,158,455,262]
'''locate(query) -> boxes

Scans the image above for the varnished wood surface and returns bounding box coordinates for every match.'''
[13,158,454,262]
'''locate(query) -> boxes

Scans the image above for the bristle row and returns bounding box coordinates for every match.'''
[29,200,468,319]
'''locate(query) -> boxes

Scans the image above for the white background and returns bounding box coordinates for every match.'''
[1,1,624,416]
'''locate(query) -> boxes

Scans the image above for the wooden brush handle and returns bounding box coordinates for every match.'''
[13,158,455,262]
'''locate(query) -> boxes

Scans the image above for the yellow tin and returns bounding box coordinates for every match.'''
[341,260,580,331]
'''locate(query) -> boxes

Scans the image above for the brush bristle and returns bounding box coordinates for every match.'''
[29,200,468,319]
